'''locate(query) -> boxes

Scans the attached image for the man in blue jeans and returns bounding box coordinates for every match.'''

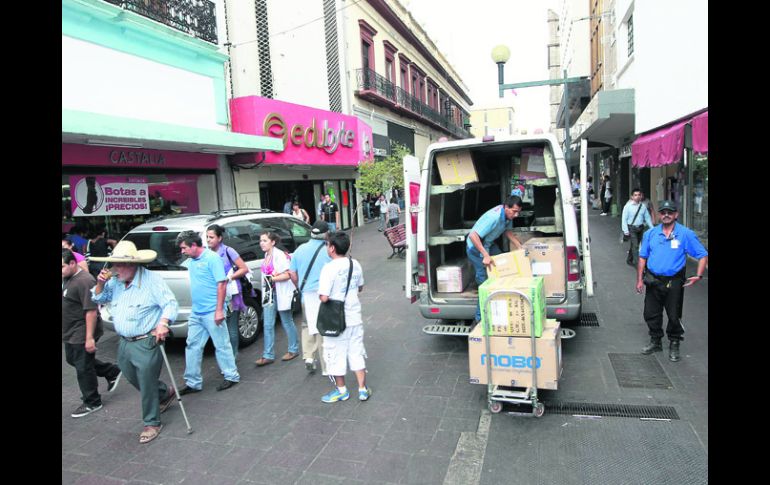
[466,195,524,323]
[176,230,240,394]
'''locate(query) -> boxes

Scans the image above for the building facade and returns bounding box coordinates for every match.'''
[223,0,473,227]
[62,0,279,237]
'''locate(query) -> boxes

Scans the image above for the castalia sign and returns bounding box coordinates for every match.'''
[110,150,166,166]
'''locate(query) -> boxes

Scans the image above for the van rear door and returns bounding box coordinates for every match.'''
[403,154,422,303]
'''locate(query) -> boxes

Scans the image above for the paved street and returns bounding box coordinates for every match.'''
[62,210,708,484]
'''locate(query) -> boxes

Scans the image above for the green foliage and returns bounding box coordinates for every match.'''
[356,143,410,195]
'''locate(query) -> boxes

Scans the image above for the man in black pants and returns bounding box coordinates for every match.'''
[62,249,121,418]
[635,201,708,362]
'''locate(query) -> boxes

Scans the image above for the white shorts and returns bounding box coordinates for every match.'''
[322,325,367,376]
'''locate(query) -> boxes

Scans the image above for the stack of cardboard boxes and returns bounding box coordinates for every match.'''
[468,249,563,390]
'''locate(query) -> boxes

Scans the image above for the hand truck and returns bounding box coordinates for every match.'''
[482,288,545,417]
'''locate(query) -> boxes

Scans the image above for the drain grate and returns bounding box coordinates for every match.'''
[543,401,680,420]
[567,312,599,327]
[608,353,674,389]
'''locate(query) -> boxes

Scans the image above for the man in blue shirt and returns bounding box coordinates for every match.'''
[636,201,708,362]
[289,220,333,374]
[622,188,654,266]
[91,241,178,444]
[467,195,524,322]
[176,231,240,394]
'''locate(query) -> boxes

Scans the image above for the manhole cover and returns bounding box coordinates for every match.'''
[608,353,674,389]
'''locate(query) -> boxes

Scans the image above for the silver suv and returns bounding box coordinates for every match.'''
[100,209,312,347]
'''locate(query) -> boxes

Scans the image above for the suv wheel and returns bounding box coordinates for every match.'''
[238,294,263,347]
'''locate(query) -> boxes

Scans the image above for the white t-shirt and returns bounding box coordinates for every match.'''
[318,257,365,327]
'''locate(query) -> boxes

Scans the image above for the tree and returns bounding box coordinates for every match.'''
[356,142,409,197]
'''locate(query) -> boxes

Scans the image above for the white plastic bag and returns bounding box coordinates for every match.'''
[226,268,239,297]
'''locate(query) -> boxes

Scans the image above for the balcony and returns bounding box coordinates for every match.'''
[356,68,473,139]
[103,0,218,44]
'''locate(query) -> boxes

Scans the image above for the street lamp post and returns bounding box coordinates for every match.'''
[491,45,587,167]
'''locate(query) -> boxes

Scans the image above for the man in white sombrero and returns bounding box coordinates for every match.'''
[90,240,179,444]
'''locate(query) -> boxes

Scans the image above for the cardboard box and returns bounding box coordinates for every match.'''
[519,147,547,180]
[478,276,546,337]
[522,237,566,299]
[435,150,479,185]
[468,319,562,390]
[486,250,533,280]
[436,259,474,293]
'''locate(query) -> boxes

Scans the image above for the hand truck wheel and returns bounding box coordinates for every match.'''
[489,401,503,414]
[532,402,545,418]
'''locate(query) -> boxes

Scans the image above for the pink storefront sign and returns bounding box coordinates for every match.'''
[230,96,374,166]
[62,143,219,169]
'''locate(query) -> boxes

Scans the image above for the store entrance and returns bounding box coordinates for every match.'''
[261,180,316,221]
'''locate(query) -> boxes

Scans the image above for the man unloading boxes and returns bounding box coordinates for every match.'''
[466,195,524,323]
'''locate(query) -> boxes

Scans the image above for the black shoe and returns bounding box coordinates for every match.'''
[71,403,103,418]
[106,371,122,393]
[216,379,238,391]
[160,389,175,413]
[669,341,681,362]
[178,385,202,396]
[641,338,663,354]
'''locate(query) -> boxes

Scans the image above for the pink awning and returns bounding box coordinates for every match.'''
[631,109,709,167]
[692,110,708,154]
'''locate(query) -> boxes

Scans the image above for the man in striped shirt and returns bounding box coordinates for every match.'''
[91,241,178,444]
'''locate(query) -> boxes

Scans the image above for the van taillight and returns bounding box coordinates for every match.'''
[567,246,580,282]
[418,251,427,284]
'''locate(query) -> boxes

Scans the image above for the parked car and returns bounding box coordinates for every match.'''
[100,209,312,347]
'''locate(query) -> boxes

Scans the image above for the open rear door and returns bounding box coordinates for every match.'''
[579,139,594,297]
[403,154,421,303]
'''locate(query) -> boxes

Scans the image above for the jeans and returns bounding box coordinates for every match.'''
[327,222,337,232]
[184,312,240,389]
[627,227,644,265]
[364,204,371,219]
[226,309,240,360]
[378,213,386,230]
[466,243,503,321]
[65,342,120,407]
[117,337,169,427]
[261,302,299,360]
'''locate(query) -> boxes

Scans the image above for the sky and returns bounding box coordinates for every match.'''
[403,0,559,133]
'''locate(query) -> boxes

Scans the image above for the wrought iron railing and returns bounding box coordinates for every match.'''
[357,68,471,138]
[104,0,218,44]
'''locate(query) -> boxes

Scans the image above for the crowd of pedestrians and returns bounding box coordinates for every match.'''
[62,219,370,445]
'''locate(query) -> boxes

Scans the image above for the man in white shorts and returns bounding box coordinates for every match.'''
[317,231,371,403]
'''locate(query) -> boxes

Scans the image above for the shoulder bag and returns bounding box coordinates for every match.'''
[316,257,353,337]
[291,243,325,313]
[225,247,254,296]
[623,204,644,242]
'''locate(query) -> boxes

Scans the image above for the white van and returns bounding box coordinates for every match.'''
[403,134,584,334]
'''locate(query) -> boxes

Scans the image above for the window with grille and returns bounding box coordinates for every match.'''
[255,0,273,99]
[324,0,342,112]
[627,15,634,56]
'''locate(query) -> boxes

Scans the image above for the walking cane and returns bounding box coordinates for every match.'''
[159,342,194,434]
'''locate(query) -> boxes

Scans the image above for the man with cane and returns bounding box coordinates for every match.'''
[91,241,179,444]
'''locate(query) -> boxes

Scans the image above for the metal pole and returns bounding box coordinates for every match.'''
[563,69,570,168]
[159,343,193,434]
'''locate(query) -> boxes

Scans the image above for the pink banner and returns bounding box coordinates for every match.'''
[692,110,708,154]
[631,120,687,168]
[230,96,374,166]
[62,144,219,170]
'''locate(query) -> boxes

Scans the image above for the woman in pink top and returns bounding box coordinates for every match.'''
[62,236,90,272]
[255,232,299,366]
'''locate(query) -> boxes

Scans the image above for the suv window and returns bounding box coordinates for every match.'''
[123,232,188,270]
[222,221,266,262]
[276,217,311,248]
[250,217,295,253]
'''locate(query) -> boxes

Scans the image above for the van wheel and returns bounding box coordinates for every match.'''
[238,294,263,347]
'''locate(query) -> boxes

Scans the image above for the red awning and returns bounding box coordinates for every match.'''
[692,110,708,154]
[631,109,708,167]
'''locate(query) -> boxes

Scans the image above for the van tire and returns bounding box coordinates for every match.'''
[238,293,263,347]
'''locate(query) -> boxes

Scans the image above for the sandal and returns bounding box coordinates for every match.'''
[255,358,274,367]
[139,425,162,444]
[282,352,299,361]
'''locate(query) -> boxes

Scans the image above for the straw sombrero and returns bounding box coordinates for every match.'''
[89,240,157,264]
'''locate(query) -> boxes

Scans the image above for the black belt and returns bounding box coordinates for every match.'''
[648,268,686,283]
[122,333,152,342]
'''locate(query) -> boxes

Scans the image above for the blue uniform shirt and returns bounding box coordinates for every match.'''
[183,248,227,315]
[289,239,332,293]
[467,205,512,251]
[639,222,708,276]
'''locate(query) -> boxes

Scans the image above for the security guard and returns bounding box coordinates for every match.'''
[636,200,708,361]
